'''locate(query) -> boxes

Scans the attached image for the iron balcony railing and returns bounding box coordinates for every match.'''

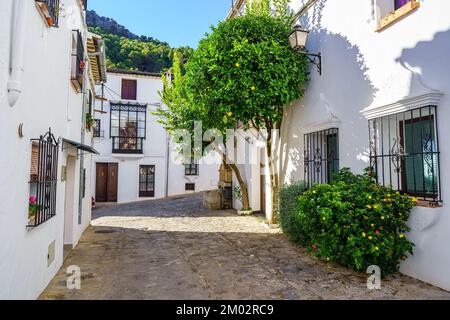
[112,137,144,154]
[35,0,60,27]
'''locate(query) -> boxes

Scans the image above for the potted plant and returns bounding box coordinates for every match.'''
[29,196,39,220]
[86,113,95,131]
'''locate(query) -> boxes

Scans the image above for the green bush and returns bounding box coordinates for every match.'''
[296,168,416,276]
[278,182,308,243]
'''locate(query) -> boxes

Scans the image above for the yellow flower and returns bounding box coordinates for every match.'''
[373,204,380,210]
[381,216,385,220]
[227,112,233,117]
[399,234,405,239]
[322,217,327,221]
[368,236,373,240]
[371,224,375,228]
[235,63,240,68]
[362,232,366,238]
[251,86,256,91]
[412,197,419,203]
[367,205,372,209]
[375,247,380,251]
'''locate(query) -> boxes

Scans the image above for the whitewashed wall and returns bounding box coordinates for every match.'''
[92,72,220,204]
[280,0,450,290]
[0,0,93,299]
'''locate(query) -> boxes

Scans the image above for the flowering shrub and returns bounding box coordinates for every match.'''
[296,168,416,276]
[278,182,308,243]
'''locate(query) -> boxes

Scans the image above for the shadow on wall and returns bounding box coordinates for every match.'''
[397,28,450,96]
[281,14,378,183]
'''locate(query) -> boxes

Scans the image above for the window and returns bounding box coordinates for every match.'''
[28,129,59,227]
[71,30,85,93]
[394,0,411,10]
[35,0,60,27]
[93,119,101,138]
[369,106,441,205]
[110,102,147,154]
[139,166,155,197]
[376,0,420,31]
[121,79,137,100]
[185,183,196,192]
[185,161,199,176]
[304,128,339,187]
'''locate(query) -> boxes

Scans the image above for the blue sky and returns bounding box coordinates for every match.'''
[88,0,232,48]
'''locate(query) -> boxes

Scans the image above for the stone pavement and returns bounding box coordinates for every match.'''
[40,194,450,300]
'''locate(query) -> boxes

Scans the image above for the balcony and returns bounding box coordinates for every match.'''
[35,0,59,27]
[71,30,85,93]
[112,137,144,154]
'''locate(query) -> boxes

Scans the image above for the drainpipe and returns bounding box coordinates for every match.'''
[165,131,170,198]
[7,0,28,107]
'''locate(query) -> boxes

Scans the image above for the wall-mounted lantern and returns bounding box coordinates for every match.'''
[289,25,322,75]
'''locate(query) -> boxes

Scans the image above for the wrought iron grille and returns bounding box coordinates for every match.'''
[35,0,60,27]
[185,162,199,176]
[185,183,196,191]
[29,129,59,227]
[112,137,144,154]
[139,165,155,197]
[71,30,85,91]
[93,119,101,138]
[369,106,441,204]
[304,128,339,187]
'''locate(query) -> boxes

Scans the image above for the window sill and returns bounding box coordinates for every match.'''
[376,1,420,32]
[416,200,442,209]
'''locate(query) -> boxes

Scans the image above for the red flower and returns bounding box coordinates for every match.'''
[375,230,381,236]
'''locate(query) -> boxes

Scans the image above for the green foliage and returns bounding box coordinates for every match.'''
[185,14,309,130]
[293,169,416,276]
[278,182,308,243]
[88,26,193,74]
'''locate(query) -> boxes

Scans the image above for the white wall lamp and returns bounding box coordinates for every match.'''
[289,25,322,76]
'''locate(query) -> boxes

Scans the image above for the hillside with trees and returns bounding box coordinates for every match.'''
[87,10,193,74]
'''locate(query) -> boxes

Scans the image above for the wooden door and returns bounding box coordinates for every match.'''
[260,175,266,215]
[96,163,118,203]
[107,163,118,202]
[96,163,108,202]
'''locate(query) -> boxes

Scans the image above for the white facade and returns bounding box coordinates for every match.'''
[0,0,105,299]
[92,71,220,204]
[231,0,450,290]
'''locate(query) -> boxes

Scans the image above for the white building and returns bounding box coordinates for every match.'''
[230,0,450,290]
[92,70,220,204]
[0,0,106,299]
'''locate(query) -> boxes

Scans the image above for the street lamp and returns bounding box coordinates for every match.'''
[289,25,322,75]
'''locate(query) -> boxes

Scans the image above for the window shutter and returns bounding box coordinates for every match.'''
[121,79,137,100]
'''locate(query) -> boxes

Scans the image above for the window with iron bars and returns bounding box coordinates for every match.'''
[185,162,199,176]
[93,119,101,138]
[28,129,59,227]
[304,128,339,187]
[369,106,441,205]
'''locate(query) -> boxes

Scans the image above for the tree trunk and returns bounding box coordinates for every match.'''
[229,163,251,211]
[265,123,281,224]
[218,151,251,211]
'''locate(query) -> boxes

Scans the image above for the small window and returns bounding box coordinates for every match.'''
[185,162,199,176]
[93,119,101,138]
[139,165,155,198]
[304,128,339,187]
[185,183,196,192]
[35,0,60,27]
[369,106,441,205]
[121,79,137,100]
[394,0,411,10]
[28,129,59,227]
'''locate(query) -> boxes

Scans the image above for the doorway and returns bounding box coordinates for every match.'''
[95,163,118,202]
[64,156,77,250]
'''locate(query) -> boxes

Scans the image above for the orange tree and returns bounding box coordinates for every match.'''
[184,13,309,221]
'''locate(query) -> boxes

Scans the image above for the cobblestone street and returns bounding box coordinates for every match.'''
[40,194,450,300]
